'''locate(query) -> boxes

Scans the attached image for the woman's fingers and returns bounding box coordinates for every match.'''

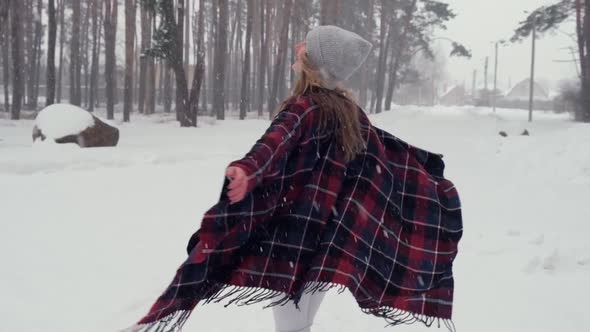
[226,167,237,179]
[228,174,245,190]
[225,166,249,204]
[227,177,247,204]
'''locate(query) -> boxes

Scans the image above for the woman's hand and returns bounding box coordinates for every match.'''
[226,166,248,204]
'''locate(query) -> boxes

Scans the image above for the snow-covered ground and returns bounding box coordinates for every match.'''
[1,106,589,332]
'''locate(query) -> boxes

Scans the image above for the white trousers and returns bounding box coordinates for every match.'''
[272,290,326,332]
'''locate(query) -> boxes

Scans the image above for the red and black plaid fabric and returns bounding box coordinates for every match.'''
[129,96,463,332]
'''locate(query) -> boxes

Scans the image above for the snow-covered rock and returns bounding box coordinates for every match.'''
[33,103,119,147]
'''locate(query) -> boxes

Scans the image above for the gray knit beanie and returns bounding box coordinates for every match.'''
[305,25,373,88]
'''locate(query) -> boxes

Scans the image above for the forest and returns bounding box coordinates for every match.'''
[0,0,471,126]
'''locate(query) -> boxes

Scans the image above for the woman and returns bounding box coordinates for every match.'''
[127,26,463,332]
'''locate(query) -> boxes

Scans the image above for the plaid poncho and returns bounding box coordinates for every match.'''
[129,96,463,332]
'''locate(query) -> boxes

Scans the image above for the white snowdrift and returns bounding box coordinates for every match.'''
[0,106,589,332]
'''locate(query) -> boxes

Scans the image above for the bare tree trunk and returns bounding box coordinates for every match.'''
[359,0,374,109]
[188,0,206,126]
[46,0,57,106]
[268,0,293,119]
[249,0,258,107]
[138,6,150,114]
[580,1,590,121]
[2,14,11,112]
[10,0,24,119]
[235,0,243,111]
[163,65,172,113]
[104,0,118,120]
[374,0,390,114]
[213,0,228,120]
[30,0,42,109]
[256,0,267,117]
[147,58,156,114]
[70,0,81,105]
[124,0,136,122]
[89,0,103,112]
[0,0,7,28]
[199,1,208,114]
[382,24,398,110]
[81,3,92,107]
[57,0,65,103]
[223,1,236,113]
[185,0,191,74]
[384,0,418,111]
[147,16,157,115]
[266,3,275,96]
[25,0,34,108]
[320,0,340,25]
[208,0,218,116]
[240,0,253,120]
[175,0,187,123]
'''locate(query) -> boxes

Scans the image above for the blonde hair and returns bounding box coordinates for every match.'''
[276,53,365,162]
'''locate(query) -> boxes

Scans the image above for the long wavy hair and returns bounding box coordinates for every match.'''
[277,52,365,162]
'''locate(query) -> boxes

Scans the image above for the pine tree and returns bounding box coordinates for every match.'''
[104,0,118,120]
[124,0,136,122]
[512,0,590,122]
[10,0,24,119]
[46,0,57,106]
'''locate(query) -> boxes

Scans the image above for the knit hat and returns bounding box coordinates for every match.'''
[305,25,373,88]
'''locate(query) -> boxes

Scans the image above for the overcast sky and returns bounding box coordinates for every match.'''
[438,0,578,92]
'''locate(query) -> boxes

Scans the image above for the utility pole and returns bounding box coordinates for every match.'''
[472,69,477,101]
[493,43,498,112]
[492,41,504,112]
[484,57,489,106]
[528,20,536,122]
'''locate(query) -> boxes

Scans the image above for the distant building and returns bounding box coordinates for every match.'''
[439,85,467,106]
[504,78,550,101]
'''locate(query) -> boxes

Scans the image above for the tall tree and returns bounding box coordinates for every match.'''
[359,0,375,109]
[10,0,24,119]
[267,0,293,118]
[146,14,157,115]
[213,0,228,120]
[138,5,151,114]
[142,0,204,126]
[0,0,7,28]
[175,0,186,122]
[56,0,65,103]
[30,0,43,109]
[321,0,340,25]
[46,0,57,106]
[207,0,218,116]
[1,4,11,112]
[89,0,104,112]
[231,0,243,110]
[188,0,206,125]
[240,0,254,120]
[374,0,391,114]
[70,0,82,105]
[124,0,136,122]
[24,0,34,108]
[383,0,418,111]
[185,0,191,74]
[256,0,268,117]
[104,0,118,120]
[81,2,92,107]
[512,0,590,121]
